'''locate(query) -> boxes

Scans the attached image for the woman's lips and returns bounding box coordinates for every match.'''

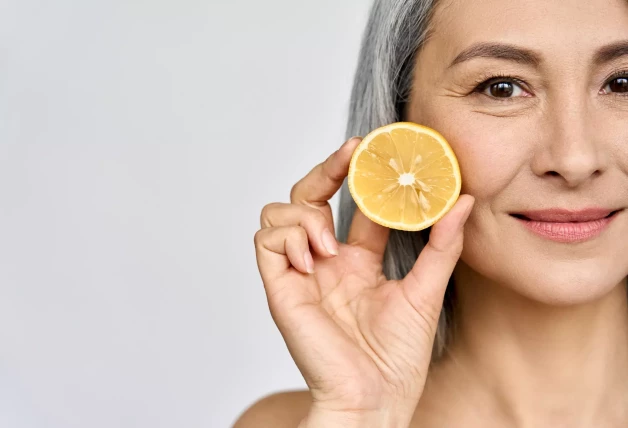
[510,208,621,243]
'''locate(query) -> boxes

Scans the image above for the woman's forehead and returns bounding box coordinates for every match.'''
[428,0,628,58]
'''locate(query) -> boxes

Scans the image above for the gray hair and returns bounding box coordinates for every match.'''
[336,0,452,358]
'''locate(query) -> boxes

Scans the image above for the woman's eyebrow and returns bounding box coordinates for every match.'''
[448,42,541,69]
[448,40,628,70]
[594,40,628,66]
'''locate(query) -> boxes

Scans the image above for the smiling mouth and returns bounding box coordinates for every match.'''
[510,210,621,223]
[509,209,622,243]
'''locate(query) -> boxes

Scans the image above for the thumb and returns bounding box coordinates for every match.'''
[401,194,475,319]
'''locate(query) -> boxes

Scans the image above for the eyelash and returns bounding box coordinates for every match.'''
[471,70,628,100]
[603,69,628,95]
[472,72,528,101]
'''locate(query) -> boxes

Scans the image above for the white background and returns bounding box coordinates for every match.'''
[0,1,372,427]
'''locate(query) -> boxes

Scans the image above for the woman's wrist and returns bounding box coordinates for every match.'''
[298,406,415,428]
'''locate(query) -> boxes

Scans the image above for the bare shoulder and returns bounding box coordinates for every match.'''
[233,390,312,428]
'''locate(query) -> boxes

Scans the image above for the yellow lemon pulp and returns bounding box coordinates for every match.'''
[347,122,461,231]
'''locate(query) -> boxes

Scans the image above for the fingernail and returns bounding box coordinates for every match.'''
[304,251,315,274]
[341,136,360,149]
[457,200,474,229]
[321,229,339,256]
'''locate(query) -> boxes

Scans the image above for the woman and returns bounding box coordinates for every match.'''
[238,0,628,426]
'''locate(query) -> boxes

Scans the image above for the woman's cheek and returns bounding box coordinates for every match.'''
[437,115,534,200]
[415,99,537,200]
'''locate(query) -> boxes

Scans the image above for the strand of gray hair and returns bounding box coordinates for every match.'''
[335,0,451,359]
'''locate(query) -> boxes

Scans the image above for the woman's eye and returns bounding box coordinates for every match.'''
[602,76,628,94]
[481,80,525,98]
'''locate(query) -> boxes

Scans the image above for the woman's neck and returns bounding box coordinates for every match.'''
[421,264,628,428]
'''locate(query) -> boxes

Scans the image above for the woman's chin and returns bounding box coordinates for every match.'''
[504,262,627,307]
[458,253,628,307]
[460,217,628,307]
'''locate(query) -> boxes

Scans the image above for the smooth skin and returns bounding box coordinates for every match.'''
[238,0,628,426]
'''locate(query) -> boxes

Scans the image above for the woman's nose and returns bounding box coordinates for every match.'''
[531,99,607,188]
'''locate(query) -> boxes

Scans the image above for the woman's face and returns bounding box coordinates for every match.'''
[408,0,628,304]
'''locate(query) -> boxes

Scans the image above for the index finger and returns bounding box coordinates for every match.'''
[290,137,362,207]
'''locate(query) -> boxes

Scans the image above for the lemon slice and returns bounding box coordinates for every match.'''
[347,122,462,231]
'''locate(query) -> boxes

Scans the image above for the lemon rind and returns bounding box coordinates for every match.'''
[347,122,462,232]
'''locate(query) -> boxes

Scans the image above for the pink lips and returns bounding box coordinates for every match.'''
[511,208,620,243]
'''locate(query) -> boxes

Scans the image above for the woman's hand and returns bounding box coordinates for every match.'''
[254,137,474,428]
